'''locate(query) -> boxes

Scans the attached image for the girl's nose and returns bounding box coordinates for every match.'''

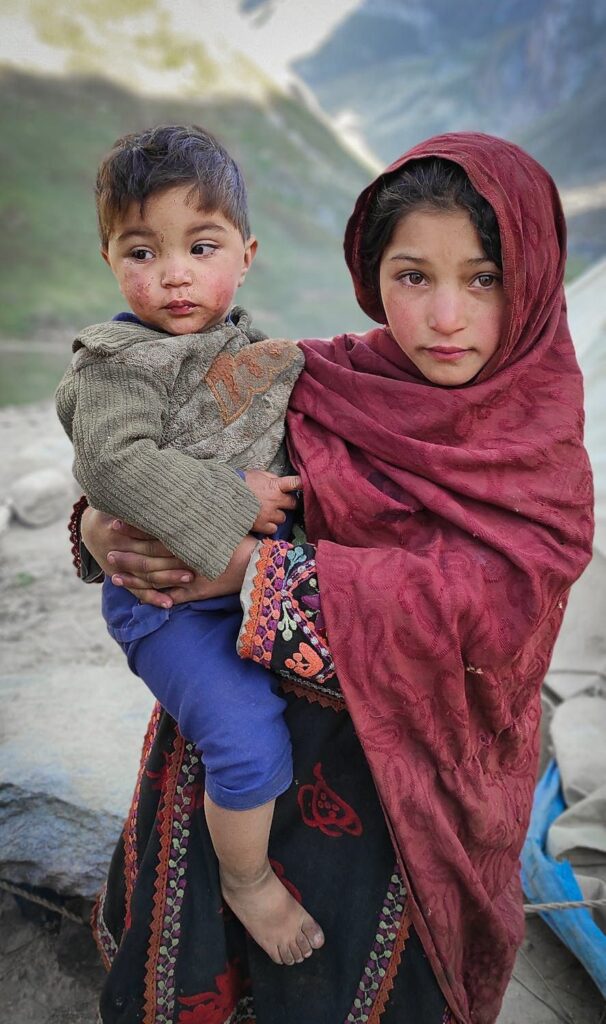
[161,259,193,287]
[428,288,466,335]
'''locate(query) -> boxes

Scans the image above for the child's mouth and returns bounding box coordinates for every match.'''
[165,301,196,316]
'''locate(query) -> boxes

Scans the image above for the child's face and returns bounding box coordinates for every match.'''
[378,208,504,385]
[102,185,256,334]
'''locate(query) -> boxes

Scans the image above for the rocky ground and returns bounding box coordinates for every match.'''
[0,401,604,1023]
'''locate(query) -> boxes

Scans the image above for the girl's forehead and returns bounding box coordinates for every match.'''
[383,207,487,258]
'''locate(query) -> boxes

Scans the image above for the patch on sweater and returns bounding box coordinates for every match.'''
[205,340,302,425]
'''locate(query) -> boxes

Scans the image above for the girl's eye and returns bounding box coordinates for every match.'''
[401,271,425,286]
[130,248,154,262]
[191,242,217,256]
[475,273,501,288]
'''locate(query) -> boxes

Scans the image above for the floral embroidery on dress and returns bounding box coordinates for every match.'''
[239,539,343,709]
[345,869,410,1023]
[144,735,202,1024]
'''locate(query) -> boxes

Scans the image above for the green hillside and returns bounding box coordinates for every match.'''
[0,68,372,402]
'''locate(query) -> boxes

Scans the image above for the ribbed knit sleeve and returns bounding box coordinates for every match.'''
[59,356,260,579]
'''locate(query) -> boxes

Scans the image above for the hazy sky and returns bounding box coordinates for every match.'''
[0,0,363,88]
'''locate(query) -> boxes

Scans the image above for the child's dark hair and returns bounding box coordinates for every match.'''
[96,124,250,247]
[360,158,501,290]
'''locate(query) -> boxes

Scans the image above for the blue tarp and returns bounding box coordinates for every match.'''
[521,758,606,997]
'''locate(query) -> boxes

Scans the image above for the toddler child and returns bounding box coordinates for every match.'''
[56,124,324,967]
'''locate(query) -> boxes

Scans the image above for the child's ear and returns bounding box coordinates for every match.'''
[238,236,258,286]
[100,246,111,268]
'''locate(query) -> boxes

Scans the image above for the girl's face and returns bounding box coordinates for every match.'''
[378,207,505,386]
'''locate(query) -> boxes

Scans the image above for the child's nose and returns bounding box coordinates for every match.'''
[428,288,466,335]
[161,258,193,287]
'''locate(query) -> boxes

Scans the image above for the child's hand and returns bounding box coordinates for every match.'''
[244,470,301,534]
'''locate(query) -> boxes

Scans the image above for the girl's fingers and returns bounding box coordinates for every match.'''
[112,570,193,589]
[114,580,173,609]
[111,520,156,541]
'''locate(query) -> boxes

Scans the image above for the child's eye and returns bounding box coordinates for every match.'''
[130,248,154,262]
[191,242,217,256]
[400,271,425,286]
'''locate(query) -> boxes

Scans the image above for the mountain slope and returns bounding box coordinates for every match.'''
[294,0,606,265]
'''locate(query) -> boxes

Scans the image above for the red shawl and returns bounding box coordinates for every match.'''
[287,133,593,1023]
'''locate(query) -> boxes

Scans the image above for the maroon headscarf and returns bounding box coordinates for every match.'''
[287,134,593,1023]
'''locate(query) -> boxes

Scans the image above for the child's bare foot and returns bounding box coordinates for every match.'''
[220,863,324,965]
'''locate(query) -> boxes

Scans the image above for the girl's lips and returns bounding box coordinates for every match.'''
[426,347,468,361]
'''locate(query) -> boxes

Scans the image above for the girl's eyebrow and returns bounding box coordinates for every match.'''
[388,253,426,262]
[387,253,496,266]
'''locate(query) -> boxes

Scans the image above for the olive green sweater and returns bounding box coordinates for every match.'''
[55,308,304,579]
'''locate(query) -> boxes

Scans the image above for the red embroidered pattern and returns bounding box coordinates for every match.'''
[298,763,363,838]
[177,960,250,1023]
[345,869,410,1023]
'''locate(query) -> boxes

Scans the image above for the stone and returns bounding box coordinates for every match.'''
[0,664,154,900]
[9,468,78,528]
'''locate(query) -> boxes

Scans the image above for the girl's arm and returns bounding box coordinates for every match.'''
[79,504,257,607]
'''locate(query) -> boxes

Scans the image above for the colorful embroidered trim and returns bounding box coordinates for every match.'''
[143,733,201,1024]
[91,882,117,971]
[123,701,162,932]
[345,868,410,1023]
[280,675,345,712]
[238,539,287,668]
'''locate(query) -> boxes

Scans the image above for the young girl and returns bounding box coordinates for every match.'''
[81,133,593,1024]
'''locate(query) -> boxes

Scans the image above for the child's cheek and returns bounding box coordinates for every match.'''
[207,280,238,315]
[122,269,152,310]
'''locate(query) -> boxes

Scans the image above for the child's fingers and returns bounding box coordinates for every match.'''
[277,475,302,493]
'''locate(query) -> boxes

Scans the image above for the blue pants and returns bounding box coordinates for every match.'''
[103,581,292,810]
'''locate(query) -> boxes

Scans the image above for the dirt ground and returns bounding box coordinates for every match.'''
[0,402,604,1023]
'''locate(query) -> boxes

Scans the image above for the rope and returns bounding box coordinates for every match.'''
[3,875,606,928]
[524,896,606,914]
[0,877,90,926]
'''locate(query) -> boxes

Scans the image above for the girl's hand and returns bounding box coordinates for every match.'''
[81,507,193,608]
[156,535,258,606]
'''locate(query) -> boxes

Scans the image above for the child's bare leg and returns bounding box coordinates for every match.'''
[204,793,324,965]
